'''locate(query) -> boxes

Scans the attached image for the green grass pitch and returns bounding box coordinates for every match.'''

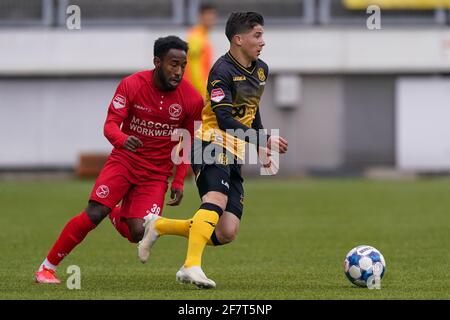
[0,177,449,299]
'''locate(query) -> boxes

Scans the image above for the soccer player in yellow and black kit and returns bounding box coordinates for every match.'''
[138,12,288,288]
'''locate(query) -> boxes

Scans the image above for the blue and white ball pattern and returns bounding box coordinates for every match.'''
[343,245,386,287]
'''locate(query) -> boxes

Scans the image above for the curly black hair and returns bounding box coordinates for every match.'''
[154,35,188,59]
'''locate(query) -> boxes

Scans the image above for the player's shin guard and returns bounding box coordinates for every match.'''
[184,203,222,268]
[153,217,219,246]
[154,218,191,237]
[45,211,96,267]
[109,206,134,242]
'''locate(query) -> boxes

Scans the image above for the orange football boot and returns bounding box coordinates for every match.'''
[34,267,61,284]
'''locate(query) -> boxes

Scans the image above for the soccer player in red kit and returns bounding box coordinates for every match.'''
[34,36,203,284]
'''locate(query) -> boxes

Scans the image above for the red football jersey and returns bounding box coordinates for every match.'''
[103,70,203,189]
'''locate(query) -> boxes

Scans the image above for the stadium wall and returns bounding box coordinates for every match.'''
[2,27,450,74]
[1,27,449,173]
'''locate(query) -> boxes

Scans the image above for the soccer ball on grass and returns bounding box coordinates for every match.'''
[343,245,386,288]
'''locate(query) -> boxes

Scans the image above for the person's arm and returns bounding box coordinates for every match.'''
[171,142,189,193]
[214,106,269,147]
[104,80,143,152]
[251,108,272,149]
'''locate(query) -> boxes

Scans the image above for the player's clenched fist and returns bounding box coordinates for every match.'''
[124,135,143,152]
[167,188,184,206]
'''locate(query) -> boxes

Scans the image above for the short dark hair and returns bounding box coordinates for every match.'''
[225,12,264,42]
[200,2,216,13]
[154,35,188,59]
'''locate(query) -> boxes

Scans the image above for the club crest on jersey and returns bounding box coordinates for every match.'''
[211,88,225,103]
[169,104,182,119]
[112,94,126,109]
[257,68,266,82]
[96,185,110,198]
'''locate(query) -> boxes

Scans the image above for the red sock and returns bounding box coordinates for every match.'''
[109,206,134,243]
[46,211,96,266]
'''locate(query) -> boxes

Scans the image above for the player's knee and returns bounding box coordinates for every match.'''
[85,201,111,225]
[202,192,228,211]
[216,227,238,244]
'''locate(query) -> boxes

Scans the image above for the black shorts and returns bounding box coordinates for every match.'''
[191,140,244,219]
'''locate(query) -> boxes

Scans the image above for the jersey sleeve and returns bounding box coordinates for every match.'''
[251,108,270,148]
[207,65,234,110]
[103,79,130,149]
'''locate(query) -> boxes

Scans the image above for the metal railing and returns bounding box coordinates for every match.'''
[0,0,53,26]
[319,0,447,26]
[56,0,184,26]
[0,0,449,27]
[187,0,315,25]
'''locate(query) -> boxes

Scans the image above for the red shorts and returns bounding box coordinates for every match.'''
[89,157,168,219]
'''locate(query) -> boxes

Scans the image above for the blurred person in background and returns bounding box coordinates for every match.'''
[184,2,218,99]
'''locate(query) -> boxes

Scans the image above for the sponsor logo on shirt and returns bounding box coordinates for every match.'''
[96,185,110,198]
[221,179,230,189]
[211,88,225,103]
[133,104,151,112]
[233,76,246,82]
[129,115,178,137]
[169,104,183,120]
[112,94,126,109]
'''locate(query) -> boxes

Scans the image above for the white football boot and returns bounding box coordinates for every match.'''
[176,266,216,289]
[138,213,161,263]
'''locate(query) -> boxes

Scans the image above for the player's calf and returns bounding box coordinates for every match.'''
[213,211,240,245]
[127,218,145,243]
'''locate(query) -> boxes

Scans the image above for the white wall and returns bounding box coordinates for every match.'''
[0,79,117,167]
[1,27,450,75]
[396,77,450,170]
[2,27,450,171]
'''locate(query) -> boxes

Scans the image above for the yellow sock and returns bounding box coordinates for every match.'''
[184,206,221,267]
[154,218,191,237]
[153,217,217,246]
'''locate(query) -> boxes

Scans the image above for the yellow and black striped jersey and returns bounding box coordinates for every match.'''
[195,51,268,158]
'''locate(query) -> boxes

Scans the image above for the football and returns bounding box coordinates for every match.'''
[343,245,386,288]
